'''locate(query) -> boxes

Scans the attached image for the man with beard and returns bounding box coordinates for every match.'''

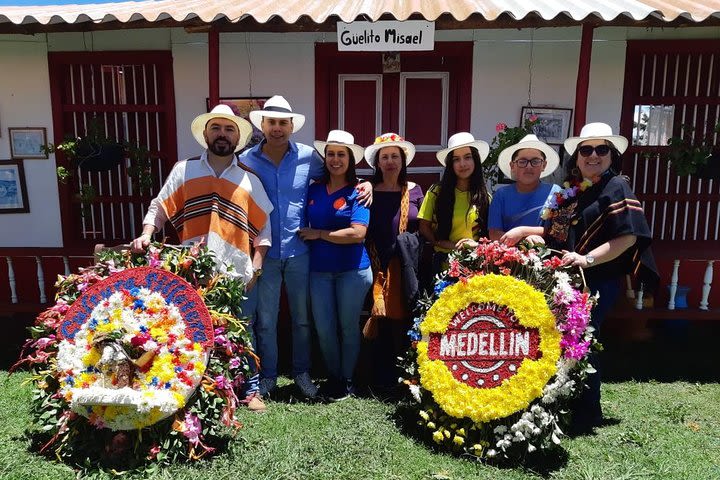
[132,104,274,412]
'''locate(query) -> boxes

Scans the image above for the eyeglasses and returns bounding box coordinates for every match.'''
[578,144,611,157]
[512,158,544,168]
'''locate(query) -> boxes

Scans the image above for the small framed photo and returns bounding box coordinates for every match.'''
[206,97,270,152]
[8,127,48,159]
[520,107,573,144]
[0,159,30,213]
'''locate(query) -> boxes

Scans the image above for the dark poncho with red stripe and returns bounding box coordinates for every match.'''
[545,171,659,289]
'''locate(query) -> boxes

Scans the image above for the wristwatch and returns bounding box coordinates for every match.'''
[585,255,595,265]
[252,268,263,278]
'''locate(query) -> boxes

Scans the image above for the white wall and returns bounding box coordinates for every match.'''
[0,36,62,247]
[0,25,717,248]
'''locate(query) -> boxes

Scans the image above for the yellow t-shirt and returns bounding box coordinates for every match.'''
[418,185,479,253]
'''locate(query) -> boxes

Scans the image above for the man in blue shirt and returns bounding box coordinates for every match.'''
[489,134,560,245]
[239,96,371,399]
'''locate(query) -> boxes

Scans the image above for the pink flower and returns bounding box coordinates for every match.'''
[214,375,229,390]
[229,357,242,369]
[182,413,202,445]
[147,444,161,460]
[52,299,70,314]
[496,122,507,132]
[529,114,538,122]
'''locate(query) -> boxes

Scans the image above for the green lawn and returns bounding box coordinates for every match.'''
[0,371,719,480]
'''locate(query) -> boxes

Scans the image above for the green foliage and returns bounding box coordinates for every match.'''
[666,122,720,176]
[484,117,539,186]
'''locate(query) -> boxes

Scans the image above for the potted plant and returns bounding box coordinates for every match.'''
[45,118,125,174]
[666,122,720,178]
[484,115,539,189]
[44,118,155,215]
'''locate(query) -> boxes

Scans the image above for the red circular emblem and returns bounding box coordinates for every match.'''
[333,197,347,210]
[427,302,540,389]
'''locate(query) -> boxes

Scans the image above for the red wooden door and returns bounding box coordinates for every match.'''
[315,42,473,191]
[48,51,178,247]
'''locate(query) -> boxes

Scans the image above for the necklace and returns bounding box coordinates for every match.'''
[540,178,594,221]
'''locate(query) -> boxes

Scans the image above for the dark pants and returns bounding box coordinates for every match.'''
[571,277,622,430]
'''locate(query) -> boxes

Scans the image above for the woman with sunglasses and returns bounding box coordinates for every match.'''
[542,122,658,434]
[418,132,491,278]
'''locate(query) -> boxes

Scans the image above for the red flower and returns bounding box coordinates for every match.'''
[496,122,507,132]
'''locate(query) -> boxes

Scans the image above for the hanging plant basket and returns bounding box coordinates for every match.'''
[76,141,125,172]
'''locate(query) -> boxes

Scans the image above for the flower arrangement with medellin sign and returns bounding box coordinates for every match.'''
[12,243,256,474]
[401,239,597,461]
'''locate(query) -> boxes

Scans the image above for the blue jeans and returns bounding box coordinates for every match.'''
[571,276,622,429]
[239,283,259,396]
[310,267,373,381]
[254,254,312,380]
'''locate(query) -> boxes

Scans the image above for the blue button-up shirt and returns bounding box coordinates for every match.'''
[239,140,324,259]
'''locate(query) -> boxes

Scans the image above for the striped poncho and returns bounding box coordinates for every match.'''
[144,152,273,282]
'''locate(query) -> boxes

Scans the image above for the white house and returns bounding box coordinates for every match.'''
[0,0,718,316]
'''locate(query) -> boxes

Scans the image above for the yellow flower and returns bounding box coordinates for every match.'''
[82,347,101,366]
[419,410,430,421]
[432,430,445,443]
[453,435,465,446]
[416,274,561,424]
[426,421,436,430]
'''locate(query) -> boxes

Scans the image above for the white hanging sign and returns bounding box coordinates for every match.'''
[337,21,435,51]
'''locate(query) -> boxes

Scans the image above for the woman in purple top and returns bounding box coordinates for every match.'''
[299,130,372,400]
[363,133,424,392]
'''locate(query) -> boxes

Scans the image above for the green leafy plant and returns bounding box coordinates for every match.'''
[484,116,539,186]
[44,117,155,214]
[666,122,720,177]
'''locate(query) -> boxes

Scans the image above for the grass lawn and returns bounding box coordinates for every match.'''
[0,370,719,480]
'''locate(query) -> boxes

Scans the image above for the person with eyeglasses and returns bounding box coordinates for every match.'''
[542,122,658,434]
[488,134,560,245]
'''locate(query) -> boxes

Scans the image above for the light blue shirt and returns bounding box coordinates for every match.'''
[489,182,561,231]
[239,139,324,259]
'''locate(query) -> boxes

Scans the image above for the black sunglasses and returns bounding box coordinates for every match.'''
[578,144,611,157]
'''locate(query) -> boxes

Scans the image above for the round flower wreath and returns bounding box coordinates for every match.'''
[12,243,256,474]
[402,239,597,462]
[417,274,561,424]
[57,287,207,431]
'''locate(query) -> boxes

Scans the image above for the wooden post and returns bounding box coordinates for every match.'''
[668,259,680,309]
[209,26,220,108]
[700,260,714,310]
[573,23,595,135]
[6,257,17,304]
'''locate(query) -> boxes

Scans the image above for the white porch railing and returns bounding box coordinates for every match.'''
[2,251,94,307]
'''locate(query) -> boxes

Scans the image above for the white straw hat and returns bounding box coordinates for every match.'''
[364,133,416,166]
[497,134,560,179]
[314,130,365,164]
[564,122,628,155]
[190,104,254,153]
[248,95,306,133]
[435,132,490,166]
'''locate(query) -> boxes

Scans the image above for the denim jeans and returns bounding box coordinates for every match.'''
[571,276,622,428]
[254,253,312,380]
[310,266,373,381]
[239,283,259,395]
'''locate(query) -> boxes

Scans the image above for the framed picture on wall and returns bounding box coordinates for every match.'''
[8,127,48,159]
[0,159,30,213]
[206,97,269,152]
[520,107,573,145]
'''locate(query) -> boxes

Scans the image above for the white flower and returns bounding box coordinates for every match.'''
[408,384,421,403]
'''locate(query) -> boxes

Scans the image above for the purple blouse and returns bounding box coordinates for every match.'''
[368,184,424,270]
